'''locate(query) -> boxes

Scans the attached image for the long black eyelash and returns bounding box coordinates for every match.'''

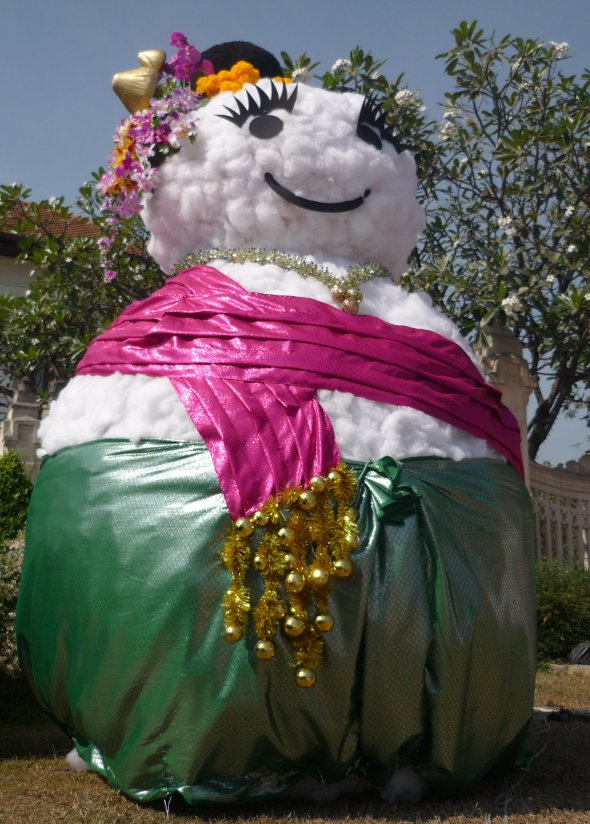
[357,95,406,153]
[217,82,298,128]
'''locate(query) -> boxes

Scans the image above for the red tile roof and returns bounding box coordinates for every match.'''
[0,202,100,246]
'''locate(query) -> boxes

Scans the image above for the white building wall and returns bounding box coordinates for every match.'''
[0,256,32,296]
[0,254,40,471]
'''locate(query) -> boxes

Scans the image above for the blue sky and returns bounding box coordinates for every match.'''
[1,0,589,463]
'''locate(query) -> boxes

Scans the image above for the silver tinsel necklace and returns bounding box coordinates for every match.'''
[171,247,392,315]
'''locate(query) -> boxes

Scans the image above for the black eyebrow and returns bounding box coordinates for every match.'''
[357,95,406,153]
[217,82,298,128]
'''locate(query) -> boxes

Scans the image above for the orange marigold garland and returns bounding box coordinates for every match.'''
[221,463,358,687]
[196,60,291,98]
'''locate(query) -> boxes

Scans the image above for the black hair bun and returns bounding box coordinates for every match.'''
[201,41,282,78]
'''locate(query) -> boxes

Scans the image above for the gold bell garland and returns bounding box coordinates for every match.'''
[171,248,392,314]
[221,462,358,687]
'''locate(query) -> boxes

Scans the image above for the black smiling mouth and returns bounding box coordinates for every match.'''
[264,173,371,213]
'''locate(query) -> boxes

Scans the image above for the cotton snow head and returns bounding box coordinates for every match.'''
[103,39,425,278]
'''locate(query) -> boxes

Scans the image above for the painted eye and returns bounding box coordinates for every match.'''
[357,123,382,151]
[249,114,284,139]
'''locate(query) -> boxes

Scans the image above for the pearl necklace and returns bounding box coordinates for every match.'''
[171,247,392,314]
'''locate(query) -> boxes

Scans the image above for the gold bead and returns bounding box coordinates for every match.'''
[252,509,268,527]
[299,490,317,511]
[284,616,305,637]
[296,668,316,688]
[315,614,335,632]
[310,567,329,586]
[345,533,359,549]
[327,470,342,485]
[253,554,264,570]
[346,286,362,301]
[234,517,253,537]
[285,571,305,593]
[309,475,326,493]
[333,559,353,578]
[345,507,358,522]
[341,298,359,314]
[278,527,295,546]
[283,552,296,567]
[224,624,243,642]
[255,640,276,660]
[330,284,347,303]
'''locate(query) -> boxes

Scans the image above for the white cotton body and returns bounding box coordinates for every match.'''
[39,80,498,463]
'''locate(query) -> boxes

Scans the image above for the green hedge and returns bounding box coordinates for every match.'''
[536,561,590,662]
[0,452,32,544]
[0,536,24,677]
[0,452,31,677]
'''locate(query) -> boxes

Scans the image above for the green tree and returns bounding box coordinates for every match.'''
[0,22,588,459]
[308,23,590,460]
[419,23,589,460]
[0,180,165,405]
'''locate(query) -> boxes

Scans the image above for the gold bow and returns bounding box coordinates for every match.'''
[112,50,166,114]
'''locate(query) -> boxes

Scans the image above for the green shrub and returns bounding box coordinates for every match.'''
[0,452,32,544]
[0,535,24,676]
[536,561,590,662]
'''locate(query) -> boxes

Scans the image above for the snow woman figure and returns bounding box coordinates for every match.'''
[16,37,536,805]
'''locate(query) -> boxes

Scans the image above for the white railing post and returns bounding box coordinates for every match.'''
[528,459,590,568]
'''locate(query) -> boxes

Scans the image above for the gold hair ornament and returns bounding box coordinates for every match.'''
[112,50,167,114]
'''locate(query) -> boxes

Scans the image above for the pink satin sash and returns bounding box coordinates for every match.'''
[77,265,523,517]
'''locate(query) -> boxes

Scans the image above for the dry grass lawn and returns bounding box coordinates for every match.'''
[535,666,590,710]
[1,669,589,824]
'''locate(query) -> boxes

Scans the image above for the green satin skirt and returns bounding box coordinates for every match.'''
[16,439,536,803]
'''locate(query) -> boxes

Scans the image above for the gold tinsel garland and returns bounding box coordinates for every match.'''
[221,463,358,687]
[171,248,392,314]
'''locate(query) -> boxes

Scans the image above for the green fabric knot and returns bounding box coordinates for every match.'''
[360,456,421,524]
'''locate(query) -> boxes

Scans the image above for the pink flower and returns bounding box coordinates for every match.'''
[98,31,209,284]
[170,32,188,48]
[180,45,202,65]
[165,36,206,83]
[97,236,114,251]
